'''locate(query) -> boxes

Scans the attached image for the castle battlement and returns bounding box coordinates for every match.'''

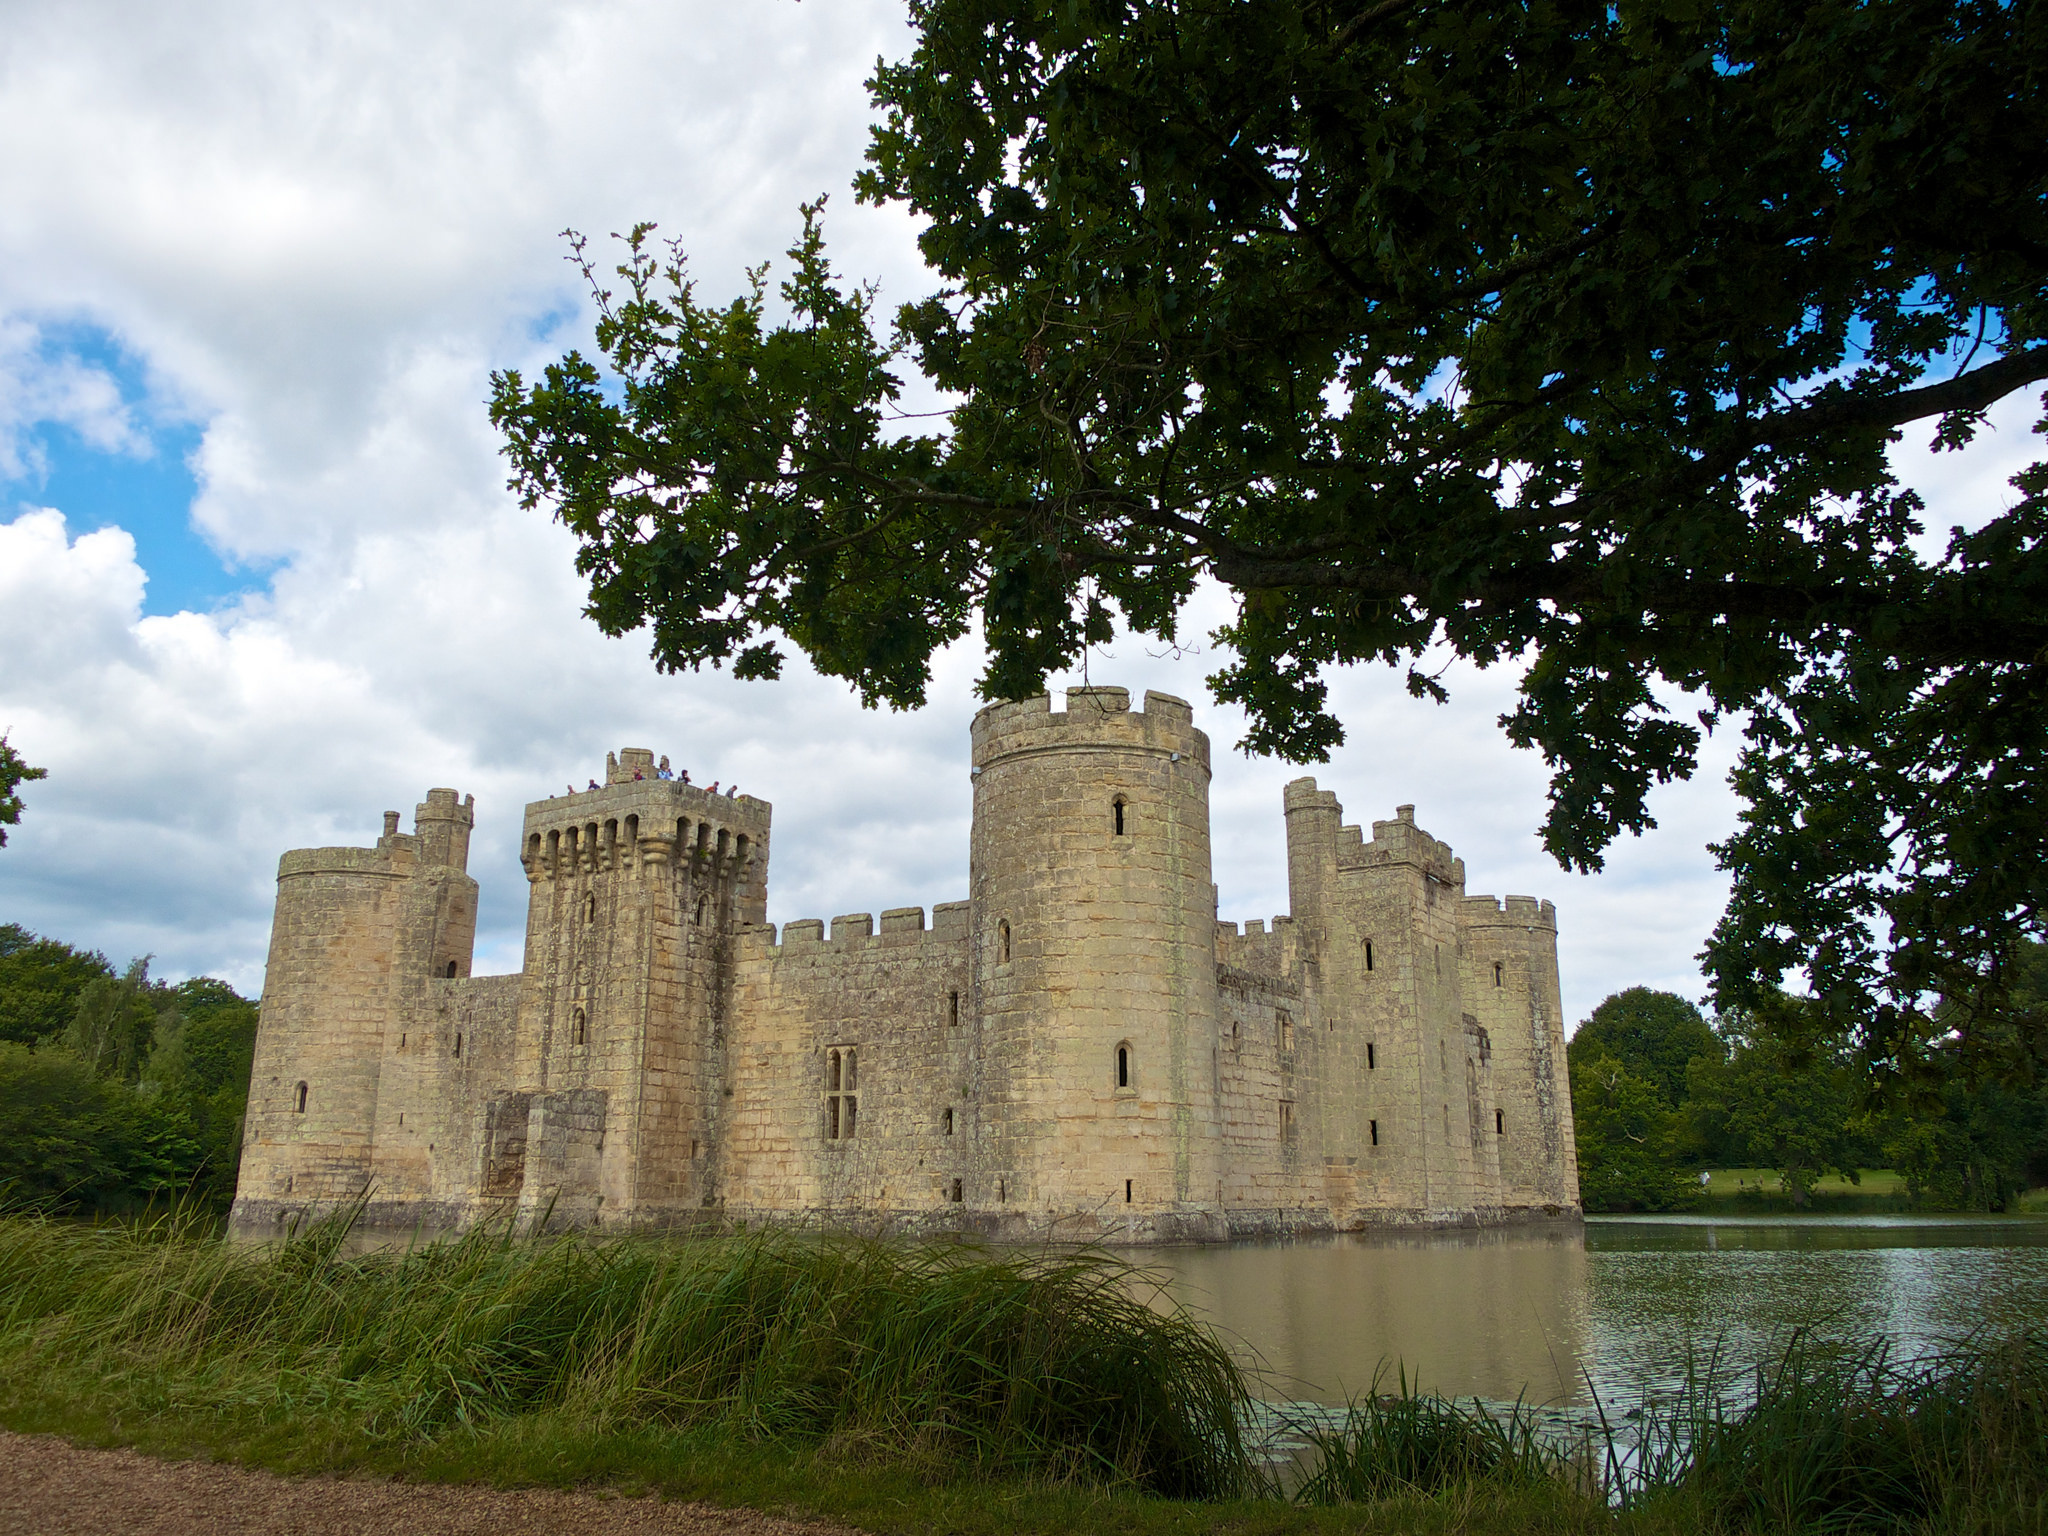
[519,754,769,898]
[1459,894,1559,930]
[234,688,1578,1242]
[1285,780,1467,885]
[970,687,1210,773]
[760,901,973,950]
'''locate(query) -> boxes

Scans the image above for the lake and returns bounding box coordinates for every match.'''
[1126,1215,2048,1409]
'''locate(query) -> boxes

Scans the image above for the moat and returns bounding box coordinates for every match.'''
[1125,1215,2048,1408]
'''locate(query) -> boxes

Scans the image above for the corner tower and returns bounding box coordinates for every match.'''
[234,790,479,1228]
[968,687,1224,1239]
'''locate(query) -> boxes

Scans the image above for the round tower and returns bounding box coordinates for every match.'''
[235,839,408,1227]
[968,686,1224,1238]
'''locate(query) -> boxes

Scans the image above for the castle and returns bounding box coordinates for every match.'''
[231,687,1580,1241]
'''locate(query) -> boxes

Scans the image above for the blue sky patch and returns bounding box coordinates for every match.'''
[4,322,265,617]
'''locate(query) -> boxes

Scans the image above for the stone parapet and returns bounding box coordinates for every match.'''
[970,687,1210,775]
[1458,894,1559,930]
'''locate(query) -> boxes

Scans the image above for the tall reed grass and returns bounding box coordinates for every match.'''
[1297,1337,2048,1531]
[1613,1334,2048,1532]
[2,1208,2042,1531]
[0,1205,1259,1498]
[1293,1371,1571,1505]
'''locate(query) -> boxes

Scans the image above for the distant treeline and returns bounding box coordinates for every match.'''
[0,924,257,1214]
[1569,954,2048,1213]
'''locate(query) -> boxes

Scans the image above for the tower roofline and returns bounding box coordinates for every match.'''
[971,685,1209,770]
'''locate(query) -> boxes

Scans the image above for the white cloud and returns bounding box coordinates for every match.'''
[0,320,152,478]
[0,0,2030,1038]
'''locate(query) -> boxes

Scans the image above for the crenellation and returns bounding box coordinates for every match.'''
[828,913,874,943]
[234,696,1579,1239]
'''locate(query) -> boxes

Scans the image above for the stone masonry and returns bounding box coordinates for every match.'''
[232,688,1581,1240]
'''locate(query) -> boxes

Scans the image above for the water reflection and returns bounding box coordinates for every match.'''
[1126,1216,2048,1409]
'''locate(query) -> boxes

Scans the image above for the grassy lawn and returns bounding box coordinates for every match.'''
[1698,1168,1907,1199]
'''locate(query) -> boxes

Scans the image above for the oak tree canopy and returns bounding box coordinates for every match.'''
[490,0,2048,1074]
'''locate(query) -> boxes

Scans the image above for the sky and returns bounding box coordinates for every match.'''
[0,1,2038,1028]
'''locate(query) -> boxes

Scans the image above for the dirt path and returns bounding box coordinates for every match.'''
[0,1432,864,1536]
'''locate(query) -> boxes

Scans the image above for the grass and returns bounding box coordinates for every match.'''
[1611,1335,2048,1533]
[1687,1168,1919,1215]
[1699,1168,1909,1199]
[1,1206,2043,1535]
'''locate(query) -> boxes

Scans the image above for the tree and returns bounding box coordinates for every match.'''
[149,976,261,1204]
[0,733,43,849]
[1873,940,2048,1207]
[0,1043,197,1213]
[167,976,259,1098]
[1880,1080,2047,1211]
[0,925,113,1047]
[492,0,2048,1068]
[1571,989,1723,1108]
[1567,1043,1697,1213]
[0,933,257,1212]
[63,958,167,1084]
[1686,1011,1862,1207]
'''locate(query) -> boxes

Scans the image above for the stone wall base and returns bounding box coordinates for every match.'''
[230,1195,1582,1245]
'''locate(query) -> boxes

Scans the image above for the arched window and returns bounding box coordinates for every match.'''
[1115,1043,1132,1090]
[1493,960,1504,988]
[1495,1108,1505,1135]
[1112,796,1127,835]
[293,1081,307,1114]
[586,893,597,923]
[997,919,1011,965]
[572,1007,587,1046]
[942,1107,954,1135]
[445,960,459,978]
[695,895,708,925]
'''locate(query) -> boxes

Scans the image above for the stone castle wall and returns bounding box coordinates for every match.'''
[231,691,1581,1239]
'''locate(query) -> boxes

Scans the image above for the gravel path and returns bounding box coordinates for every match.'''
[0,1432,865,1536]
